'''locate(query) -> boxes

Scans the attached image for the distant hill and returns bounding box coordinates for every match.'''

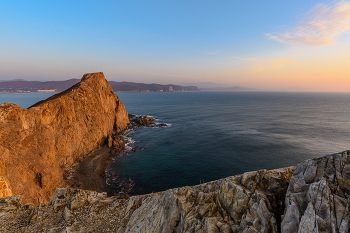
[0,79,80,93]
[181,82,258,91]
[0,79,199,93]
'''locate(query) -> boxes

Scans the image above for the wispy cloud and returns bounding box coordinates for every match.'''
[239,57,298,64]
[205,50,222,55]
[153,73,194,79]
[267,1,350,46]
[236,57,299,71]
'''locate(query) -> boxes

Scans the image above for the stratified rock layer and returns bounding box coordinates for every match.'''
[281,150,350,233]
[0,72,129,204]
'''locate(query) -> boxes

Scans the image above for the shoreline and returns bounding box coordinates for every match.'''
[65,115,168,197]
[65,146,114,193]
[65,136,135,197]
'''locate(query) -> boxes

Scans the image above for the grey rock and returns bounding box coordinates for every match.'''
[281,151,350,233]
[0,195,22,215]
[124,167,295,233]
[2,151,350,232]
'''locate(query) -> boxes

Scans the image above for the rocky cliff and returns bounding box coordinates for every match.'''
[1,151,349,232]
[281,151,350,233]
[0,72,130,204]
[1,73,350,232]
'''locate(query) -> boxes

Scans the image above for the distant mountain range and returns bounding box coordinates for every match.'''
[0,79,199,93]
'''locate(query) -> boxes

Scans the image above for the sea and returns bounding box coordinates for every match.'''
[1,91,350,195]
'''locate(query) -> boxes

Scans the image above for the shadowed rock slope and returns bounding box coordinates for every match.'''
[0,72,130,204]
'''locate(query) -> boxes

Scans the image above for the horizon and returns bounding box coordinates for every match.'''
[1,1,350,92]
[4,77,350,93]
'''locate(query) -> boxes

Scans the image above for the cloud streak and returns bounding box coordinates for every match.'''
[239,57,298,65]
[153,73,194,79]
[205,50,222,55]
[267,1,350,46]
[236,57,299,71]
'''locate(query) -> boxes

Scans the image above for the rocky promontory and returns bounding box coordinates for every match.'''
[1,73,350,232]
[0,72,130,204]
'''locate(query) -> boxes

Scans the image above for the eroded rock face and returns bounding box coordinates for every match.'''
[281,151,350,233]
[0,72,129,204]
[123,167,295,233]
[0,167,295,232]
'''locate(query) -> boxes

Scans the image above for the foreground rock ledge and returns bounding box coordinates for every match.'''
[1,151,349,232]
[0,72,130,204]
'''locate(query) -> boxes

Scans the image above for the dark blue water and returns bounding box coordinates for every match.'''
[2,91,350,194]
[113,91,350,194]
[0,92,58,108]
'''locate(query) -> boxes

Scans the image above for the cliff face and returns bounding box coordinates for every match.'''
[0,72,129,204]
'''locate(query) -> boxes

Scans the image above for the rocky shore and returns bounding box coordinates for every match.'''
[129,114,169,128]
[0,72,171,204]
[64,114,169,198]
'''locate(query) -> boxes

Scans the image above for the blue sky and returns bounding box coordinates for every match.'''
[1,0,350,91]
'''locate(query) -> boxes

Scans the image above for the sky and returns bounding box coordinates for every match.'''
[1,0,350,91]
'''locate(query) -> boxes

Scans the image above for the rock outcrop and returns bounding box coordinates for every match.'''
[0,167,295,232]
[123,166,295,233]
[0,72,130,204]
[2,152,350,232]
[129,115,168,128]
[281,150,350,233]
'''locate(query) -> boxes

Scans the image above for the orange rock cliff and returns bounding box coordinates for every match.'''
[0,72,130,204]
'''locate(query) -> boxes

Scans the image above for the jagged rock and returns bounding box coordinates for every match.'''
[2,150,350,233]
[281,151,350,233]
[131,116,157,127]
[0,72,130,204]
[123,167,295,233]
[0,167,294,232]
[129,115,168,128]
[0,195,22,215]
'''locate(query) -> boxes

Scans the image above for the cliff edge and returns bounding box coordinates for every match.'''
[1,151,349,232]
[0,72,130,204]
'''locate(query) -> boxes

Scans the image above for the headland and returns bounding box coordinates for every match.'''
[0,73,349,232]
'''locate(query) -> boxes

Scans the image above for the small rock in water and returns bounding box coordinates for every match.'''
[129,115,168,127]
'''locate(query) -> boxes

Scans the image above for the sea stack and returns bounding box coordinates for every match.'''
[0,72,129,204]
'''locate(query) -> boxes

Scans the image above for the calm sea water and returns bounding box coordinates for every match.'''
[1,91,350,195]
